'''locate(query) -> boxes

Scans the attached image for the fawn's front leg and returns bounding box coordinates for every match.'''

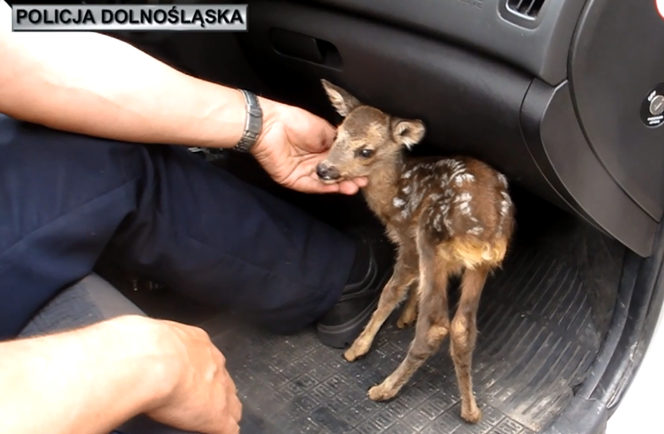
[449,266,489,424]
[343,248,418,362]
[368,240,450,401]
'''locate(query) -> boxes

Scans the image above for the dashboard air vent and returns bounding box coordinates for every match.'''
[506,0,546,19]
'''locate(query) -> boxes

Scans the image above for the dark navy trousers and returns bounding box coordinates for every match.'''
[0,115,355,340]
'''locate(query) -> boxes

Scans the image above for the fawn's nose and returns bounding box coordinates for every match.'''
[316,164,341,181]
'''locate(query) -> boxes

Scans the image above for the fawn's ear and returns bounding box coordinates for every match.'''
[391,118,426,150]
[321,79,362,117]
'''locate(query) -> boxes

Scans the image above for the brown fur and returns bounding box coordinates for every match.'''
[317,79,516,424]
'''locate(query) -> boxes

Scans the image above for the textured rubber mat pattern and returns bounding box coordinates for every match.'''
[199,236,604,434]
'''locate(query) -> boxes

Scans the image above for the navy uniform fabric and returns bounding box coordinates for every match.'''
[0,115,354,340]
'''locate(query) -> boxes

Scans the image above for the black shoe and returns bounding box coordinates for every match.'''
[316,226,396,349]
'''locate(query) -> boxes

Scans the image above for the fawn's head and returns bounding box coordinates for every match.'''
[316,79,426,183]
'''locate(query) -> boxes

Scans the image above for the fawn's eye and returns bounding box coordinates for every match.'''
[358,148,374,159]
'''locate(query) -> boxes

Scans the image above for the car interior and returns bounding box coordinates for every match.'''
[7,0,664,433]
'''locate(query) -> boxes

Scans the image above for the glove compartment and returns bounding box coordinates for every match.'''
[236,0,658,257]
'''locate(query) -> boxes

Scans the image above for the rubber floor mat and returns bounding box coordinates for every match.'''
[195,233,606,434]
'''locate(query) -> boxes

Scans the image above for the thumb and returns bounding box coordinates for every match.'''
[321,120,337,151]
[303,117,336,153]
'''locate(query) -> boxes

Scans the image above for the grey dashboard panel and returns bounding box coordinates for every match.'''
[568,0,664,222]
[308,0,589,85]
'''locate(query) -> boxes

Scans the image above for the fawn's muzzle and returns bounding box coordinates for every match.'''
[316,164,341,181]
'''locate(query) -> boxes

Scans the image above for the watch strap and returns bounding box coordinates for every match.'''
[233,89,263,153]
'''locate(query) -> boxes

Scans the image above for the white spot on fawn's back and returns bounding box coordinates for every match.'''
[448,160,466,181]
[408,183,427,213]
[393,197,406,208]
[499,191,512,217]
[444,217,454,234]
[452,192,473,216]
[454,173,475,186]
[468,226,484,235]
[454,192,473,203]
[434,214,442,231]
[500,200,510,217]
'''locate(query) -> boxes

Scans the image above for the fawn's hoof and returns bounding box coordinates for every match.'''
[368,383,398,401]
[461,406,482,424]
[396,316,416,329]
[343,345,366,362]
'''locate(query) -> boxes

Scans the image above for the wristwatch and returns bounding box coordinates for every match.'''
[232,89,263,153]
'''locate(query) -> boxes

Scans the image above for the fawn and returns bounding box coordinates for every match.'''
[316,79,516,423]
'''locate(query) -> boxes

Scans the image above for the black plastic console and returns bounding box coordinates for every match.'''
[234,0,664,258]
[308,0,588,85]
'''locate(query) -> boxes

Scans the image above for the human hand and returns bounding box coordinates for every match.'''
[250,97,368,195]
[145,319,242,434]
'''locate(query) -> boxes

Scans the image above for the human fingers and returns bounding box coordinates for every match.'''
[193,350,241,434]
[277,169,340,194]
[300,177,342,194]
[337,180,359,195]
[209,415,240,434]
[337,176,369,194]
[320,119,337,150]
[221,371,242,423]
[351,177,368,188]
[291,174,369,195]
[210,347,242,422]
[208,390,241,434]
[195,406,239,434]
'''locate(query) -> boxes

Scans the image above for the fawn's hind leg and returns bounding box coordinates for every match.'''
[449,266,489,424]
[368,237,450,401]
[396,284,419,328]
[344,246,418,362]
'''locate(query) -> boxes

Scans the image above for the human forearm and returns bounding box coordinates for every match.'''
[0,31,269,148]
[0,316,173,434]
